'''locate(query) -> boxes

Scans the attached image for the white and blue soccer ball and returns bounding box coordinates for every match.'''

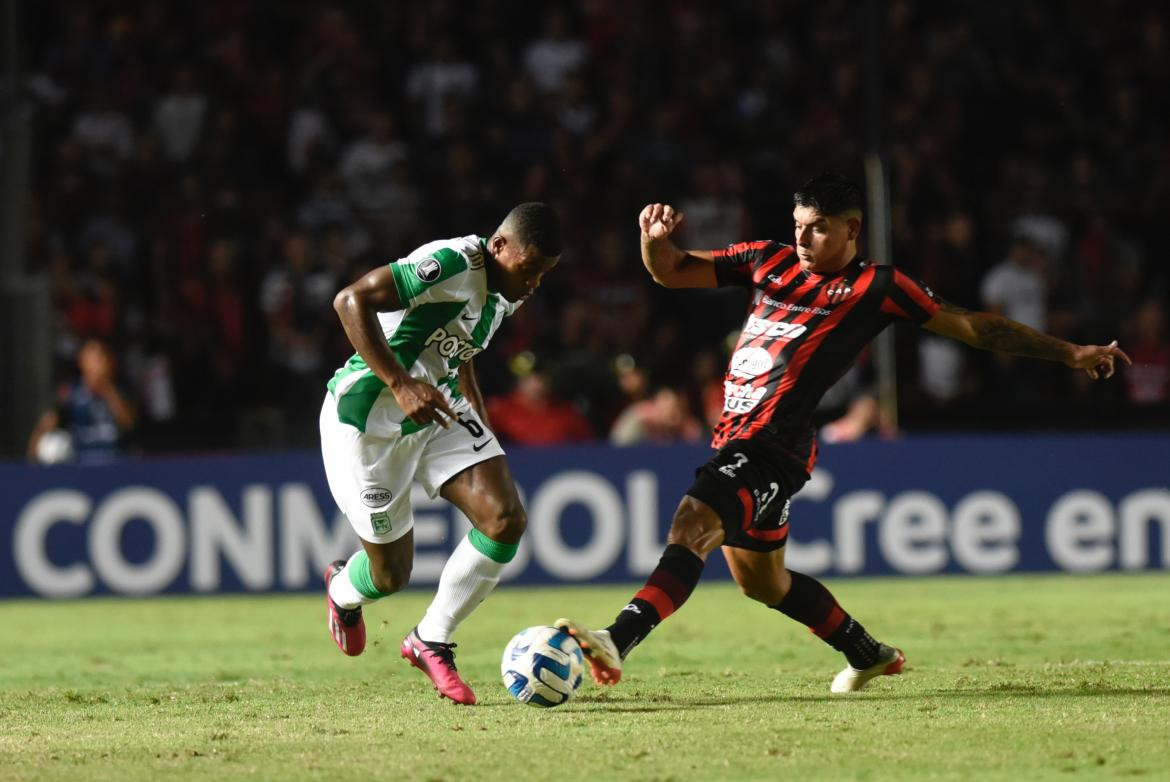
[500,625,585,708]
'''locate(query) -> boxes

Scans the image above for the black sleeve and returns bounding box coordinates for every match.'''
[710,240,776,288]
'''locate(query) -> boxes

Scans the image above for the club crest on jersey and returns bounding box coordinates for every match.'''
[416,258,442,282]
[825,282,853,304]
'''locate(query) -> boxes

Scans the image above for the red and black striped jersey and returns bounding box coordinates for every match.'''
[709,240,941,469]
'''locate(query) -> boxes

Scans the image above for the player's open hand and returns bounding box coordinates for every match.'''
[639,203,685,240]
[390,376,457,428]
[1066,340,1131,380]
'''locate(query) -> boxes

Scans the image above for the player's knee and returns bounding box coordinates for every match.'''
[477,501,527,545]
[666,498,724,555]
[738,567,790,605]
[370,560,411,594]
[738,578,780,605]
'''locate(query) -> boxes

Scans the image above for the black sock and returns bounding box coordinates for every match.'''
[771,570,882,669]
[606,544,705,659]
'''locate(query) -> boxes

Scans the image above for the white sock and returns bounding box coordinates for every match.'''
[416,535,507,643]
[328,555,378,610]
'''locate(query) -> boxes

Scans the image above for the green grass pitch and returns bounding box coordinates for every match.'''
[2,573,1169,781]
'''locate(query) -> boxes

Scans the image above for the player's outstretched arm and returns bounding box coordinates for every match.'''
[923,300,1132,380]
[638,203,718,289]
[334,267,456,428]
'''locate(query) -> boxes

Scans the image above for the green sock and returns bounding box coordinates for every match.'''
[347,550,391,600]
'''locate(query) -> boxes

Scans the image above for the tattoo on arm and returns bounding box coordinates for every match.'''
[969,312,1070,362]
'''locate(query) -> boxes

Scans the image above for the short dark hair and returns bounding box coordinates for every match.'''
[793,174,864,216]
[502,202,562,257]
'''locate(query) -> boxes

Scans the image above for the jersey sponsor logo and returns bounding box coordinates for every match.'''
[360,487,393,507]
[472,438,494,452]
[416,258,442,282]
[723,381,767,414]
[728,346,774,379]
[743,315,808,340]
[825,282,853,304]
[761,295,831,315]
[425,327,485,361]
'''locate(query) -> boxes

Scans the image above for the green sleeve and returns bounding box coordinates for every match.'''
[389,248,469,304]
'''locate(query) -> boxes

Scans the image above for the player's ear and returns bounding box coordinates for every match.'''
[846,216,862,241]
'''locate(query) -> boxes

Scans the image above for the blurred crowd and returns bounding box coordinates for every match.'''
[18,0,1170,458]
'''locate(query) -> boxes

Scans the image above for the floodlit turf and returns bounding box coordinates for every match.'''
[2,573,1169,781]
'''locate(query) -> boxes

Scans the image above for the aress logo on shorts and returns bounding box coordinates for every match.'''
[360,487,393,507]
[416,258,442,282]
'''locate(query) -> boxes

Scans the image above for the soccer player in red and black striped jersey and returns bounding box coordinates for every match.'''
[556,174,1131,692]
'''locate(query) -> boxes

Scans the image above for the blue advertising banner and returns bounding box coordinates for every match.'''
[1,435,1168,598]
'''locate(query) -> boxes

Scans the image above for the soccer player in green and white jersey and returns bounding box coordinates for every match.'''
[319,203,561,704]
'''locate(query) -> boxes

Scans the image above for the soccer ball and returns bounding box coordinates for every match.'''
[500,625,585,707]
[35,429,74,465]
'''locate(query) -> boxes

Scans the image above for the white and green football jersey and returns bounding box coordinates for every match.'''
[326,235,519,436]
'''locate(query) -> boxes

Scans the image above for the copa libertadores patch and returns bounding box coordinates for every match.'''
[415,258,441,282]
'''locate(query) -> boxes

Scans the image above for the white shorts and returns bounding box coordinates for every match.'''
[319,393,506,543]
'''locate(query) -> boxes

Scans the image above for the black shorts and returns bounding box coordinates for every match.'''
[685,434,812,552]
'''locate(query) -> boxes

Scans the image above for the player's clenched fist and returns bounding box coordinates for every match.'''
[639,203,685,240]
